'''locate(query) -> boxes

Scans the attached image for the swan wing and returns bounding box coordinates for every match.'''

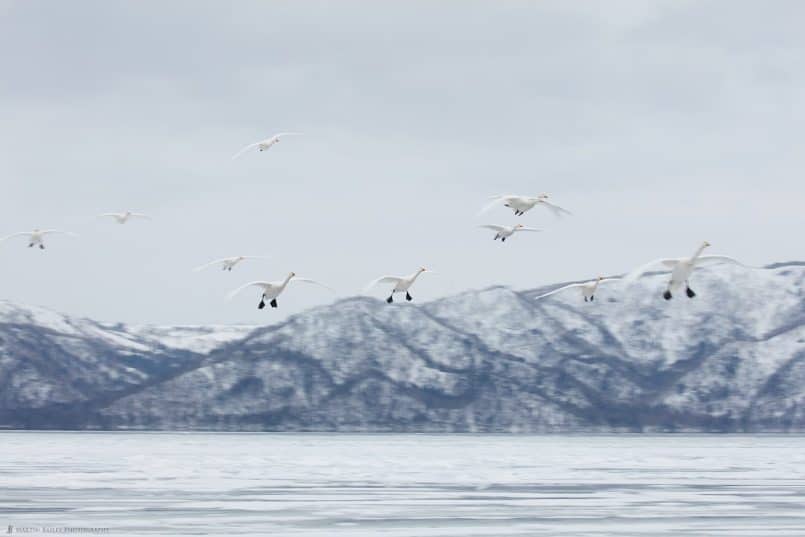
[479,224,506,232]
[129,213,152,219]
[695,255,751,268]
[477,196,512,216]
[533,283,585,301]
[624,258,680,283]
[0,232,30,242]
[516,227,542,232]
[364,276,402,292]
[275,132,304,138]
[226,281,270,300]
[193,257,231,272]
[40,230,77,236]
[540,200,573,217]
[232,141,261,160]
[290,277,335,292]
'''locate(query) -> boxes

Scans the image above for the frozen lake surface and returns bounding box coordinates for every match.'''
[2,433,805,536]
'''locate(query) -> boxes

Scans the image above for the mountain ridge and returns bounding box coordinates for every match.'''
[0,260,803,432]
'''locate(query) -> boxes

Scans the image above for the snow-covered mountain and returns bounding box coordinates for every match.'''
[1,262,803,431]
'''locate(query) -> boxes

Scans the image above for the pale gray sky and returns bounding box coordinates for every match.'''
[1,0,803,325]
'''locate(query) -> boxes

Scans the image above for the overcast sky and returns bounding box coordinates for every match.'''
[1,1,803,325]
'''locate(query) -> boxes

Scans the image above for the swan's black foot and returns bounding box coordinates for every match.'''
[501,237,506,242]
[663,290,672,300]
[270,299,278,308]
[406,292,413,302]
[39,245,45,250]
[686,287,696,298]
[386,296,393,304]
[258,299,266,309]
[584,297,588,302]
[590,295,595,301]
[28,244,33,248]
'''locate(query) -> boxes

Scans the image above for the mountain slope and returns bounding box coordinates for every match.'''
[1,262,803,431]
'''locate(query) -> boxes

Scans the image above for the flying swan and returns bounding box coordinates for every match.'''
[479,223,541,242]
[534,276,621,303]
[365,267,433,304]
[625,241,749,300]
[227,272,333,309]
[98,211,151,224]
[0,229,78,250]
[232,133,303,159]
[479,194,572,217]
[194,256,270,272]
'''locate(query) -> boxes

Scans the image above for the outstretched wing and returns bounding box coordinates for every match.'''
[364,276,402,292]
[533,283,586,301]
[598,277,621,284]
[624,258,680,283]
[40,230,77,236]
[98,213,121,219]
[232,141,261,160]
[275,132,304,138]
[226,281,270,300]
[289,277,335,292]
[516,226,542,232]
[477,195,513,216]
[129,213,151,220]
[0,231,30,242]
[540,200,572,217]
[695,255,751,268]
[193,257,231,272]
[479,224,506,232]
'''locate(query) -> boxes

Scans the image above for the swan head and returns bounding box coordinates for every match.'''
[702,240,711,248]
[419,267,427,272]
[597,276,603,281]
[538,193,549,199]
[289,271,296,277]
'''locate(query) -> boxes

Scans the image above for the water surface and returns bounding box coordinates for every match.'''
[2,433,805,535]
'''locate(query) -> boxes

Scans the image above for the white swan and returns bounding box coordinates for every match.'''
[98,211,151,224]
[0,229,77,250]
[232,133,303,159]
[194,255,270,272]
[227,272,333,309]
[479,224,541,242]
[479,194,572,217]
[625,241,749,300]
[365,267,432,304]
[534,276,621,303]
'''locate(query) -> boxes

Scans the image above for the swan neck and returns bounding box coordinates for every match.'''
[281,273,294,288]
